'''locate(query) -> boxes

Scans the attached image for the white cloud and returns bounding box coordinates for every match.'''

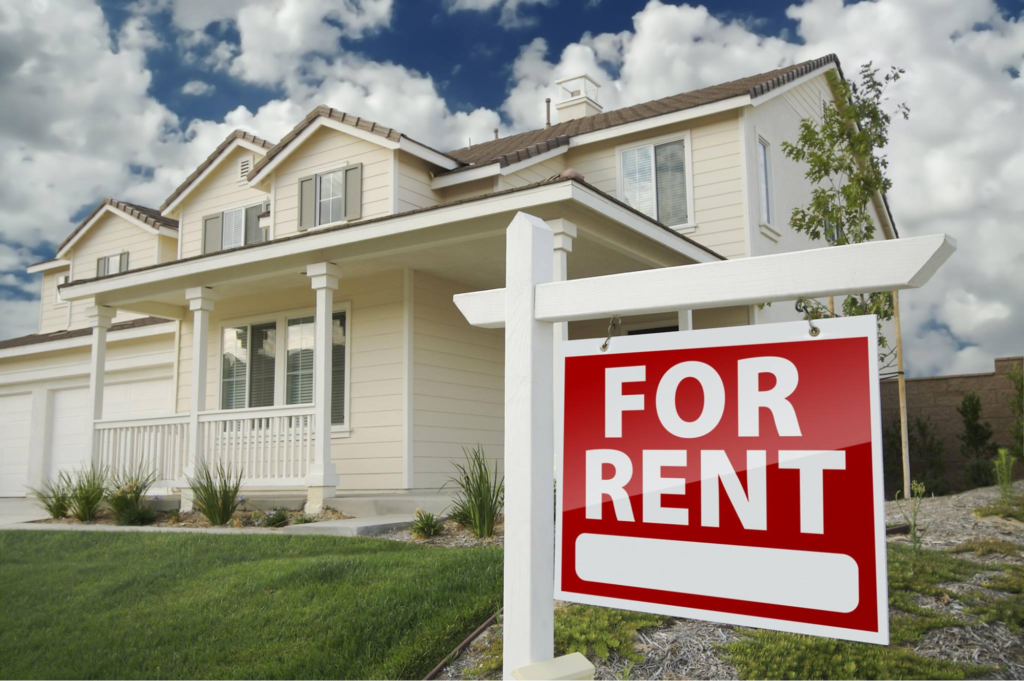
[181,80,215,96]
[0,298,40,340]
[446,0,553,29]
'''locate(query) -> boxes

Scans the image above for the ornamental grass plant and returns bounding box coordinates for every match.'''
[446,445,503,539]
[186,461,242,526]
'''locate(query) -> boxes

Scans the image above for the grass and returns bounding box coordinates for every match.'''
[948,538,1023,558]
[0,531,502,680]
[974,495,1024,522]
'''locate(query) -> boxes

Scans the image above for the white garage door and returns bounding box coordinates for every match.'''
[48,378,173,482]
[0,393,33,497]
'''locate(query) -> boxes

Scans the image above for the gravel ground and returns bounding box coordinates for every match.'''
[379,517,504,548]
[437,482,1023,680]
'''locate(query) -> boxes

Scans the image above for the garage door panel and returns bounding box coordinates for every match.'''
[0,393,32,497]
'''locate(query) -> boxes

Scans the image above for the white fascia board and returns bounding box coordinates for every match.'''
[162,139,268,217]
[568,183,721,265]
[57,204,166,258]
[0,321,175,360]
[26,259,70,274]
[399,137,460,171]
[431,164,500,190]
[569,95,751,149]
[158,227,179,239]
[431,145,568,190]
[749,63,839,107]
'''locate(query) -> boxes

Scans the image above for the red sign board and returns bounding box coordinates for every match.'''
[554,317,888,644]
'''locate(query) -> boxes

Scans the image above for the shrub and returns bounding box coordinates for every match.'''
[167,509,181,525]
[994,448,1017,505]
[445,445,503,539]
[883,416,947,497]
[896,480,927,553]
[957,391,998,488]
[68,466,107,521]
[186,461,242,526]
[29,472,72,519]
[106,466,157,525]
[292,514,317,525]
[410,509,442,538]
[264,508,289,528]
[1009,362,1023,461]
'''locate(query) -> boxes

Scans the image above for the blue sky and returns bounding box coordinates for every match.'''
[0,0,1021,376]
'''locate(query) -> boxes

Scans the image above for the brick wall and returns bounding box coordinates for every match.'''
[880,356,1023,491]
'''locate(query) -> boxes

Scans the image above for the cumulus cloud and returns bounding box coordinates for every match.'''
[181,80,215,96]
[446,0,553,29]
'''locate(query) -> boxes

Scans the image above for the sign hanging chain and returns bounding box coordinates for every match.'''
[600,315,621,352]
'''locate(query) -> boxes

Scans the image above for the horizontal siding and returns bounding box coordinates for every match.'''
[442,177,495,203]
[396,152,443,213]
[412,271,504,490]
[174,270,405,490]
[71,211,158,278]
[179,146,269,259]
[273,127,393,240]
[38,269,69,334]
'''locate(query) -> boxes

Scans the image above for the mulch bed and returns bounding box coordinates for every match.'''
[33,506,349,529]
[380,517,504,548]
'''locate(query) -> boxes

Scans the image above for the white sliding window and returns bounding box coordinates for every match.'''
[220,326,249,410]
[620,138,690,227]
[286,316,315,405]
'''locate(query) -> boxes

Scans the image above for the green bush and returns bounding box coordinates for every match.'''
[292,514,316,525]
[264,508,289,528]
[106,466,157,526]
[186,461,242,526]
[883,415,947,497]
[994,447,1017,505]
[445,445,503,539]
[555,604,664,662]
[68,466,107,521]
[29,472,72,519]
[410,509,442,538]
[957,391,998,488]
[1008,362,1023,461]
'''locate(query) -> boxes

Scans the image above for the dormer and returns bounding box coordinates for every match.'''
[555,75,603,122]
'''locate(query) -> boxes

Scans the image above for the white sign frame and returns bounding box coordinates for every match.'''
[553,316,890,645]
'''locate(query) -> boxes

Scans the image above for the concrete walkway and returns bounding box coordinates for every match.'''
[0,498,49,526]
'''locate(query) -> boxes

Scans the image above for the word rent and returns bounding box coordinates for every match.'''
[588,357,845,534]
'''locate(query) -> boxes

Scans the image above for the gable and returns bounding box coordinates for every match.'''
[69,211,159,279]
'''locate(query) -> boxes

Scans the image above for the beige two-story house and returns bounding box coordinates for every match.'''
[0,54,896,511]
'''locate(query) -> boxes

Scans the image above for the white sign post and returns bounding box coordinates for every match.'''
[454,212,954,679]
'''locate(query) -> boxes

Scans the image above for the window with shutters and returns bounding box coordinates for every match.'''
[216,304,350,428]
[618,134,693,229]
[298,163,362,231]
[96,252,128,278]
[203,203,264,255]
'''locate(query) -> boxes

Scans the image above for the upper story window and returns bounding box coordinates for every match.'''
[757,138,773,226]
[203,202,265,255]
[54,274,68,304]
[298,163,362,231]
[619,136,691,228]
[96,252,128,278]
[219,308,350,426]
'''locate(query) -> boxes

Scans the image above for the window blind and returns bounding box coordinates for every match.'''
[655,140,688,226]
[244,204,263,245]
[222,207,245,250]
[248,322,276,409]
[331,311,347,425]
[286,316,315,405]
[622,146,655,219]
[221,326,249,410]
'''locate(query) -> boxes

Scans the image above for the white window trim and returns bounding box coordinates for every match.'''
[616,129,696,233]
[215,300,353,437]
[98,252,126,277]
[54,274,69,306]
[312,161,352,231]
[756,135,779,241]
[219,200,267,250]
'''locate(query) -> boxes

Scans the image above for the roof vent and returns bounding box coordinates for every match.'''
[239,155,252,182]
[555,75,602,123]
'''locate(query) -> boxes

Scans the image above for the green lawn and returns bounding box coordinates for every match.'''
[0,531,502,680]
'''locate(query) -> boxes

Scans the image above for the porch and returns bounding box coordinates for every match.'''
[60,185,721,512]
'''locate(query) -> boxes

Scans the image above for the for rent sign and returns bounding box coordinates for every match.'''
[554,317,889,644]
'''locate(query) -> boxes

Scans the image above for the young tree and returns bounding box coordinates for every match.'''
[781,63,909,365]
[957,390,998,489]
[1009,362,1023,461]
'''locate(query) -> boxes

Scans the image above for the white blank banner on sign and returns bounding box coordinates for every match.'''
[575,534,860,613]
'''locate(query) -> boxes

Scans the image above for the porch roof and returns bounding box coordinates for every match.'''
[59,175,723,312]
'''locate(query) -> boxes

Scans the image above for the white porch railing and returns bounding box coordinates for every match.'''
[93,404,317,487]
[197,404,316,483]
[94,414,190,485]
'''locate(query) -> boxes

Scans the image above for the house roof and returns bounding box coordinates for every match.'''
[61,173,724,292]
[440,54,842,175]
[0,316,171,351]
[55,198,179,255]
[246,105,460,182]
[159,130,274,212]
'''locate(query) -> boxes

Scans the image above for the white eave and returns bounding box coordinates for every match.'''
[56,205,179,259]
[26,259,71,274]
[431,145,569,190]
[0,321,174,361]
[161,137,270,217]
[60,180,720,304]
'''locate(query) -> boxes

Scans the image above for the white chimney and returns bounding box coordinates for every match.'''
[554,74,603,122]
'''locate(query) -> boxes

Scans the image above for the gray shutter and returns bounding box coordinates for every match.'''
[343,163,362,221]
[244,204,263,245]
[202,214,222,255]
[119,252,129,273]
[298,175,316,231]
[96,258,104,278]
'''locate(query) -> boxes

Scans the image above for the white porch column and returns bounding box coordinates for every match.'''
[305,262,341,513]
[678,309,693,331]
[547,219,577,347]
[503,213,555,678]
[182,287,216,511]
[85,305,115,466]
